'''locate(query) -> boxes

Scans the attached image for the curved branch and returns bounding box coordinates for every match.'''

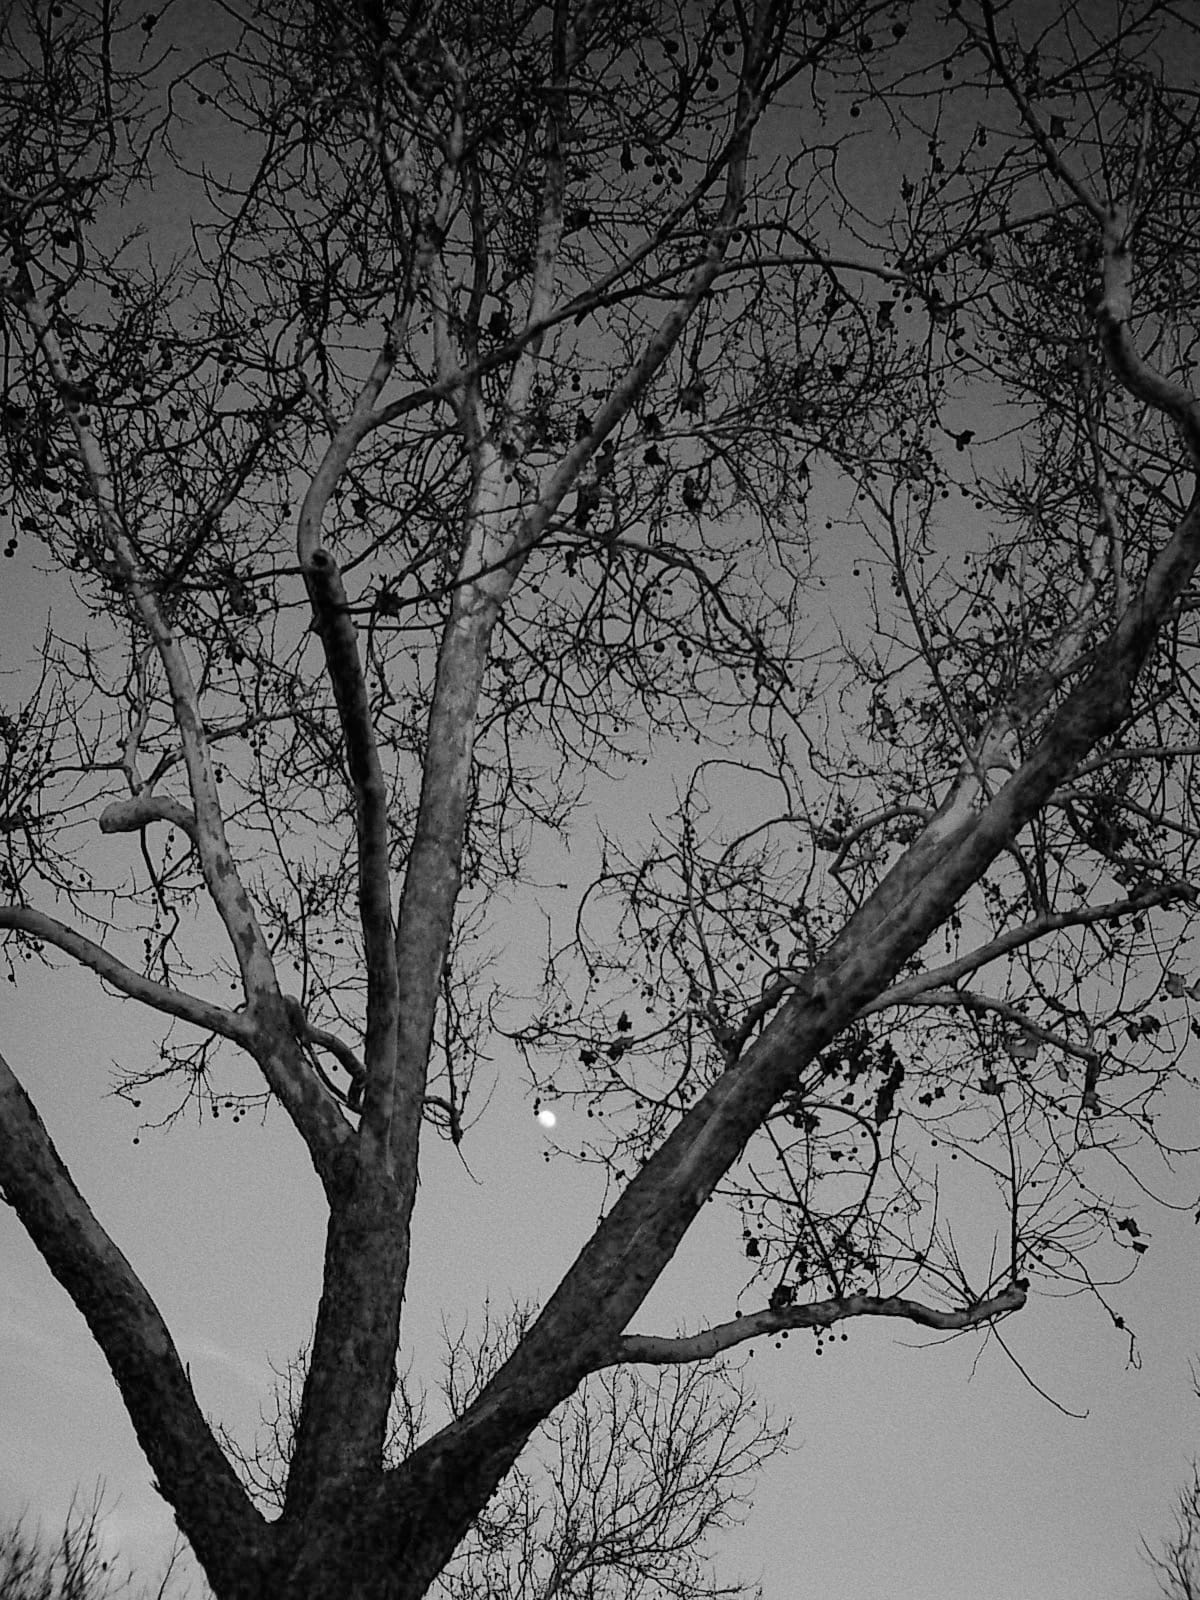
[99,793,198,840]
[0,906,253,1045]
[897,987,1099,1065]
[818,804,935,872]
[1096,205,1200,463]
[861,881,1195,1014]
[284,996,367,1107]
[304,1020,368,1096]
[611,1281,1028,1367]
[0,909,353,1179]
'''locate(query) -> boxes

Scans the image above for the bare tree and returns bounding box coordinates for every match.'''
[3,0,1200,1596]
[1145,1369,1200,1600]
[0,1489,190,1600]
[1148,1466,1200,1600]
[220,1307,784,1600]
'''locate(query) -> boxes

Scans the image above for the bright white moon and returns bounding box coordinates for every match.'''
[537,1109,557,1128]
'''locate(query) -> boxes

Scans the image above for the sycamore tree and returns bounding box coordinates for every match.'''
[3,0,1200,1595]
[218,1311,785,1600]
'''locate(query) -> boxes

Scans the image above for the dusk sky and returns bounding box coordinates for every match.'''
[4,2,1200,1598]
[3,557,1199,1599]
[3,958,1200,1600]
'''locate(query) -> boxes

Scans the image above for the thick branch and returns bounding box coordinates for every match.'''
[99,793,198,840]
[389,0,778,1139]
[303,1020,367,1099]
[398,480,1200,1563]
[613,1281,1028,1366]
[1096,207,1200,463]
[286,118,467,1141]
[0,906,252,1044]
[299,551,398,1142]
[0,1048,269,1591]
[0,908,353,1186]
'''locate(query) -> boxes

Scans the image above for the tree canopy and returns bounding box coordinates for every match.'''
[3,0,1200,1596]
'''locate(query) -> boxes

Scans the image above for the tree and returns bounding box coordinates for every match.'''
[219,1308,785,1600]
[2,0,1200,1595]
[1147,1371,1200,1600]
[1149,1466,1200,1600]
[0,1489,188,1600]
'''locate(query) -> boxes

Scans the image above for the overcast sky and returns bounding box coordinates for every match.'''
[4,3,1200,1597]
[3,837,1199,1600]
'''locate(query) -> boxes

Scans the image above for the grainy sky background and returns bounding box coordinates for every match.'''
[4,523,1200,1597]
[4,1,1200,1596]
[3,934,1199,1600]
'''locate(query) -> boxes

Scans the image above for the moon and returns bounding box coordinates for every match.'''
[537,1108,557,1129]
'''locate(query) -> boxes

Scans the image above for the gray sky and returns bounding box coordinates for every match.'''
[2,372,1198,1600]
[3,890,1199,1600]
[4,3,1200,1596]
